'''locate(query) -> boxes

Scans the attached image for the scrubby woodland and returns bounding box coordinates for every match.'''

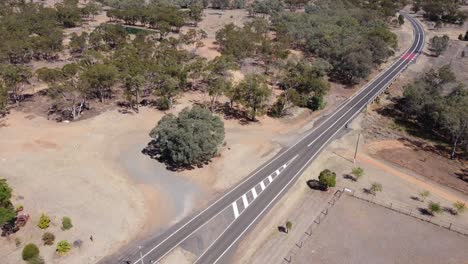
[0,0,406,122]
[395,66,468,159]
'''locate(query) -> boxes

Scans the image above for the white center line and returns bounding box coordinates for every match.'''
[232,202,239,219]
[268,175,273,183]
[242,194,249,208]
[260,181,266,191]
[251,188,257,199]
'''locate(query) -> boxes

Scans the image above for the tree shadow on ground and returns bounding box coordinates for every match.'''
[455,168,468,183]
[418,207,433,216]
[443,206,457,216]
[142,140,202,171]
[214,102,253,125]
[343,174,357,181]
[362,188,373,195]
[410,196,421,202]
[306,180,325,191]
[278,226,287,233]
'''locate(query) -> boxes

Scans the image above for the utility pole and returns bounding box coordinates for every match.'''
[353,133,361,166]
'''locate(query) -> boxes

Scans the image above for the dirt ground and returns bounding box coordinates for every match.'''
[293,195,468,264]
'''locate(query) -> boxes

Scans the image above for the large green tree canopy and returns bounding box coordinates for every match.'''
[149,106,225,167]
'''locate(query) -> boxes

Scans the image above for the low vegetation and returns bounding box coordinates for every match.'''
[369,182,383,196]
[37,214,51,229]
[22,243,39,261]
[419,190,430,202]
[61,216,73,230]
[42,232,55,246]
[56,240,72,255]
[427,201,442,216]
[351,167,364,181]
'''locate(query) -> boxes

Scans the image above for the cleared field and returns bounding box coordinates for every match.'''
[293,195,468,264]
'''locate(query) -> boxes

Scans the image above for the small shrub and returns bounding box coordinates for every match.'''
[62,217,73,230]
[37,214,50,229]
[22,243,39,261]
[15,237,21,247]
[453,201,466,215]
[459,34,464,40]
[428,202,442,216]
[418,190,430,202]
[369,182,383,195]
[157,97,170,110]
[285,221,293,233]
[42,232,55,245]
[56,240,71,255]
[351,167,364,181]
[318,169,336,190]
[307,95,326,111]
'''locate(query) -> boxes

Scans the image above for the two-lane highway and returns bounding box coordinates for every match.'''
[118,13,425,264]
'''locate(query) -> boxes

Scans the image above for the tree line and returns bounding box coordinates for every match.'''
[412,0,467,25]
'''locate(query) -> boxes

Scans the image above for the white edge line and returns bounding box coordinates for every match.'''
[208,14,424,264]
[132,14,423,264]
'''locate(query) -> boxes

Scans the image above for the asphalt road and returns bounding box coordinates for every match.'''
[116,13,425,264]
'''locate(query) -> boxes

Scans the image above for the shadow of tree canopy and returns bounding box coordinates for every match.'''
[306,179,325,191]
[142,140,207,171]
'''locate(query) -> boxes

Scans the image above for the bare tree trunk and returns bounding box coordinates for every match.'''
[451,122,466,159]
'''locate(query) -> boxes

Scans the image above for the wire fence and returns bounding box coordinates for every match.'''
[347,190,468,237]
[283,189,344,264]
[282,188,468,264]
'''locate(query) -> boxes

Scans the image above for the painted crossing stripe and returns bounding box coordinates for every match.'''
[251,187,258,199]
[275,169,280,176]
[260,181,266,191]
[268,175,273,183]
[232,202,239,219]
[242,194,249,208]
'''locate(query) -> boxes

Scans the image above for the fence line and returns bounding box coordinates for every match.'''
[347,191,468,237]
[282,188,468,263]
[282,189,343,264]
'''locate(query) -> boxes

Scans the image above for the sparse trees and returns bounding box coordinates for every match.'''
[149,106,225,167]
[235,74,271,121]
[69,32,89,55]
[400,65,467,158]
[0,80,8,116]
[369,182,383,196]
[0,65,32,105]
[0,207,15,226]
[318,169,336,191]
[430,35,449,56]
